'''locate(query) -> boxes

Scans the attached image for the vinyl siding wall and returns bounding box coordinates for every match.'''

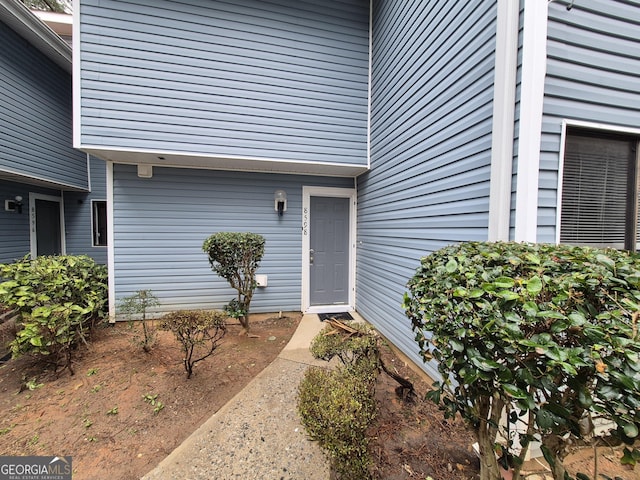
[1,162,107,266]
[0,20,88,190]
[356,0,498,377]
[64,156,107,264]
[0,180,31,264]
[112,164,353,314]
[78,0,370,167]
[539,1,640,242]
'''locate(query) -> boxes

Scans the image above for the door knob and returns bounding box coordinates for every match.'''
[310,249,315,265]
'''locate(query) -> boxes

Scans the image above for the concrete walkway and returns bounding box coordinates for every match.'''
[141,313,332,480]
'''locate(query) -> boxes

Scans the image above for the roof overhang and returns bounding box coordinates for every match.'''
[0,168,88,192]
[83,147,369,178]
[0,0,71,73]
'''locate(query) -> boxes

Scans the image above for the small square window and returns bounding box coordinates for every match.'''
[92,200,107,247]
[560,129,639,251]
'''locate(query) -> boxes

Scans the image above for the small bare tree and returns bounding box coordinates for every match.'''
[118,290,160,353]
[160,310,226,379]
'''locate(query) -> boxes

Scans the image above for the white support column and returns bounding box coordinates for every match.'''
[488,0,520,241]
[514,0,549,242]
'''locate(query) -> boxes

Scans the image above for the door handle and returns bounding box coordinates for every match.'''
[310,249,314,265]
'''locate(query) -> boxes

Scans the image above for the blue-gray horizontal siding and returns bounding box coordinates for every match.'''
[0,21,88,190]
[0,181,80,264]
[539,0,640,242]
[356,0,498,378]
[0,180,31,264]
[79,0,369,167]
[112,163,352,314]
[64,156,107,264]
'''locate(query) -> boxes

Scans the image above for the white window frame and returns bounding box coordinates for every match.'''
[556,119,640,248]
[91,199,108,247]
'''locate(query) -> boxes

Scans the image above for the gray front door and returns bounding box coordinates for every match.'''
[309,196,350,306]
[35,199,62,256]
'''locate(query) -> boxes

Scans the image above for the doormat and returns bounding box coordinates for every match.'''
[318,312,354,322]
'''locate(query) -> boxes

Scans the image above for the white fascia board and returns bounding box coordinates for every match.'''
[488,0,519,242]
[514,0,549,242]
[0,166,89,192]
[0,0,71,73]
[81,145,369,177]
[31,10,72,37]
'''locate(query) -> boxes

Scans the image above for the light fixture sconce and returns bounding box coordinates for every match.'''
[5,195,23,214]
[274,190,287,216]
[137,164,153,178]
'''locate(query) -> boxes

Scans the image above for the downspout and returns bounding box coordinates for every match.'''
[514,0,549,242]
[366,0,373,171]
[488,0,519,241]
[72,0,81,148]
[106,161,116,322]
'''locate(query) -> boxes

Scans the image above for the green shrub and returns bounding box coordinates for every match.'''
[160,310,226,379]
[0,255,107,374]
[404,242,640,480]
[202,232,265,335]
[118,290,160,352]
[310,321,378,367]
[298,362,377,480]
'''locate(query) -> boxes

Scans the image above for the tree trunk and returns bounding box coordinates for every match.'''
[477,395,503,480]
[541,436,568,480]
[478,424,502,480]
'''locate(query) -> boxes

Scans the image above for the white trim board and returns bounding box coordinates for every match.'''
[514,0,549,242]
[106,161,116,322]
[80,146,368,178]
[301,186,357,313]
[488,0,519,241]
[72,0,81,148]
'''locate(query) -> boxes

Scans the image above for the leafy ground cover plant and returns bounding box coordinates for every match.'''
[0,255,107,374]
[202,232,265,335]
[118,290,160,352]
[404,242,640,480]
[160,310,226,378]
[299,319,416,479]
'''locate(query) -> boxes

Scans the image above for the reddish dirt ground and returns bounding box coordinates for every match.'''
[368,346,480,480]
[368,346,639,480]
[0,313,637,480]
[0,313,300,480]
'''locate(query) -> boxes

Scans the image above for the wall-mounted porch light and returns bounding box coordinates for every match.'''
[274,190,287,216]
[4,195,23,214]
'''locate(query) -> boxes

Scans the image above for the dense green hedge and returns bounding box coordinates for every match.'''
[404,242,640,480]
[0,255,107,374]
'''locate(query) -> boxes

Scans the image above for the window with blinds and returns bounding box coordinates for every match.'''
[560,129,639,251]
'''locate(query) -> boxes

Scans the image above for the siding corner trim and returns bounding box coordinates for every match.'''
[488,0,519,242]
[514,0,549,242]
